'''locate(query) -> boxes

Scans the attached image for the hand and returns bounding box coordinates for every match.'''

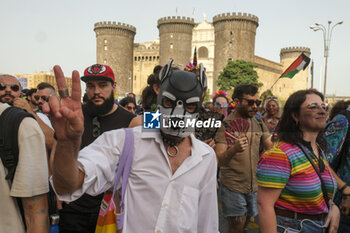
[204,138,216,148]
[13,98,34,114]
[340,188,350,215]
[324,202,340,233]
[42,65,84,141]
[233,136,248,152]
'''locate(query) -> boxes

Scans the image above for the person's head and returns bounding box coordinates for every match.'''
[26,88,39,108]
[127,92,136,100]
[264,97,280,117]
[212,90,229,115]
[277,89,327,149]
[80,64,116,116]
[141,65,162,111]
[157,59,206,138]
[232,84,260,118]
[119,96,137,115]
[0,74,22,104]
[36,82,55,110]
[329,100,350,121]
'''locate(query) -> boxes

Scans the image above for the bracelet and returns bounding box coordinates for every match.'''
[340,184,348,194]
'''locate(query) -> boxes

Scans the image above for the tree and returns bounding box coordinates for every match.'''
[217,60,262,91]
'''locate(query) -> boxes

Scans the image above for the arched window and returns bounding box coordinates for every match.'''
[198,46,208,58]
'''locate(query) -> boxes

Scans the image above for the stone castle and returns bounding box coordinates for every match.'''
[94,12,310,100]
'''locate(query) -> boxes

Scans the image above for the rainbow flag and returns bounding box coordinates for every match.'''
[280,53,310,79]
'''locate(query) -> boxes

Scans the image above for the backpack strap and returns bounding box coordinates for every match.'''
[0,106,34,182]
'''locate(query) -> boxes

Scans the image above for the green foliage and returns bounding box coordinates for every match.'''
[203,88,212,102]
[217,60,263,91]
[259,89,274,100]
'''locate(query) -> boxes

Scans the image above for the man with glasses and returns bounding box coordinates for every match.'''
[215,84,272,233]
[57,64,135,233]
[0,75,50,232]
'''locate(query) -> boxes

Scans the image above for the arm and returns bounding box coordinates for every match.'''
[324,200,340,233]
[13,98,55,150]
[22,194,49,233]
[215,138,247,167]
[42,66,85,195]
[257,186,282,233]
[128,115,142,128]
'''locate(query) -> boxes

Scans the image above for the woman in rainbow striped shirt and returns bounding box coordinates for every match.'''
[257,89,340,233]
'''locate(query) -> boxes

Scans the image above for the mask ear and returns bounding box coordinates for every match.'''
[199,63,207,90]
[159,59,173,83]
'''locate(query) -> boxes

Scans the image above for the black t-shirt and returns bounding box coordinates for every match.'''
[61,105,135,213]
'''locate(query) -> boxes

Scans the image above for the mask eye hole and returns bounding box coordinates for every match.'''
[184,102,198,113]
[162,97,175,109]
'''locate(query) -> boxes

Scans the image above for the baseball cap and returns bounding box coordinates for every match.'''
[81,64,115,83]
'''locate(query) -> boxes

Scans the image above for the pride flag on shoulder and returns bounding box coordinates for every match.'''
[280,53,311,79]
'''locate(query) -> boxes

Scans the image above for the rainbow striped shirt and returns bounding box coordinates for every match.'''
[257,142,336,214]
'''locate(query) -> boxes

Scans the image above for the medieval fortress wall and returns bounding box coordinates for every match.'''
[95,13,309,100]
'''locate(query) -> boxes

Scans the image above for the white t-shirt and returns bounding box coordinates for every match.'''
[54,127,218,233]
[0,103,49,233]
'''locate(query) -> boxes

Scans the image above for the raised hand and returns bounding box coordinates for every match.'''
[42,65,84,141]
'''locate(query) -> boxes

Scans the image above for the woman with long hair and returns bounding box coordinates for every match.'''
[257,89,340,233]
[262,96,280,133]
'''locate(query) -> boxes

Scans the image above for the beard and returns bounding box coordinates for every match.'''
[0,94,15,105]
[86,91,115,116]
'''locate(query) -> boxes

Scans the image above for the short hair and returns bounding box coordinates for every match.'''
[232,84,258,100]
[329,100,350,121]
[26,88,37,97]
[276,89,326,150]
[0,74,22,90]
[127,92,136,99]
[37,82,55,91]
[119,96,136,107]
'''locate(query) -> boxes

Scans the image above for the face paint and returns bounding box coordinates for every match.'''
[304,109,313,116]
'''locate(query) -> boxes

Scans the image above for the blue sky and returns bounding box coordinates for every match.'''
[1,0,349,96]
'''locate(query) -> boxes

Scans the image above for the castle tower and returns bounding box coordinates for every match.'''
[277,46,311,99]
[157,16,195,67]
[212,12,259,91]
[94,21,136,96]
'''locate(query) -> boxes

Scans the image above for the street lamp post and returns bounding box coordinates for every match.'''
[310,21,343,97]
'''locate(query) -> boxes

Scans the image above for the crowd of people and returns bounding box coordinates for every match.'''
[1,60,350,233]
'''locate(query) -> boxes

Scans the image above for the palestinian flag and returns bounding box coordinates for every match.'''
[280,53,311,79]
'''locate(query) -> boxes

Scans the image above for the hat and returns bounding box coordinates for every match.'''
[81,64,115,83]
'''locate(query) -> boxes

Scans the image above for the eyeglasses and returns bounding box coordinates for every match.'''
[215,102,228,108]
[306,103,327,112]
[126,106,136,111]
[0,83,20,92]
[92,116,101,138]
[34,95,50,102]
[241,98,261,106]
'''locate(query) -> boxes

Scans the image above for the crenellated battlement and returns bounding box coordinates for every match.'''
[280,46,311,54]
[157,16,195,27]
[213,12,259,25]
[94,21,136,34]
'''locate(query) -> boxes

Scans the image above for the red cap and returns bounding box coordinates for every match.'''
[81,64,115,83]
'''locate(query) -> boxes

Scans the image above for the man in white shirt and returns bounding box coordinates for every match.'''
[45,61,219,233]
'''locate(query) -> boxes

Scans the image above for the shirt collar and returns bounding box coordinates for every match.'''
[141,129,211,158]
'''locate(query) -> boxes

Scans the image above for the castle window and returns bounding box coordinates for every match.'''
[228,58,232,61]
[138,56,141,61]
[230,31,233,35]
[170,43,173,49]
[134,57,137,61]
[198,46,208,58]
[104,39,107,44]
[229,41,232,47]
[104,45,107,51]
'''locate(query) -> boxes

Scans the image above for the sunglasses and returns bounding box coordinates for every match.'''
[34,95,50,102]
[215,102,228,108]
[241,98,261,106]
[126,106,136,111]
[92,116,101,138]
[0,83,20,92]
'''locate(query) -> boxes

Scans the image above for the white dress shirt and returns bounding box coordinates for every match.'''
[55,126,218,233]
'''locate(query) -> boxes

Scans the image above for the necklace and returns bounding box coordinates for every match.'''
[161,132,185,157]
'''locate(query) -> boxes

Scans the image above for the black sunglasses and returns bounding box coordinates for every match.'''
[126,106,136,111]
[0,83,20,92]
[241,98,261,106]
[34,95,50,102]
[92,116,101,138]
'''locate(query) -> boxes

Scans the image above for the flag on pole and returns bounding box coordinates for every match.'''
[280,53,311,79]
[193,47,197,67]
